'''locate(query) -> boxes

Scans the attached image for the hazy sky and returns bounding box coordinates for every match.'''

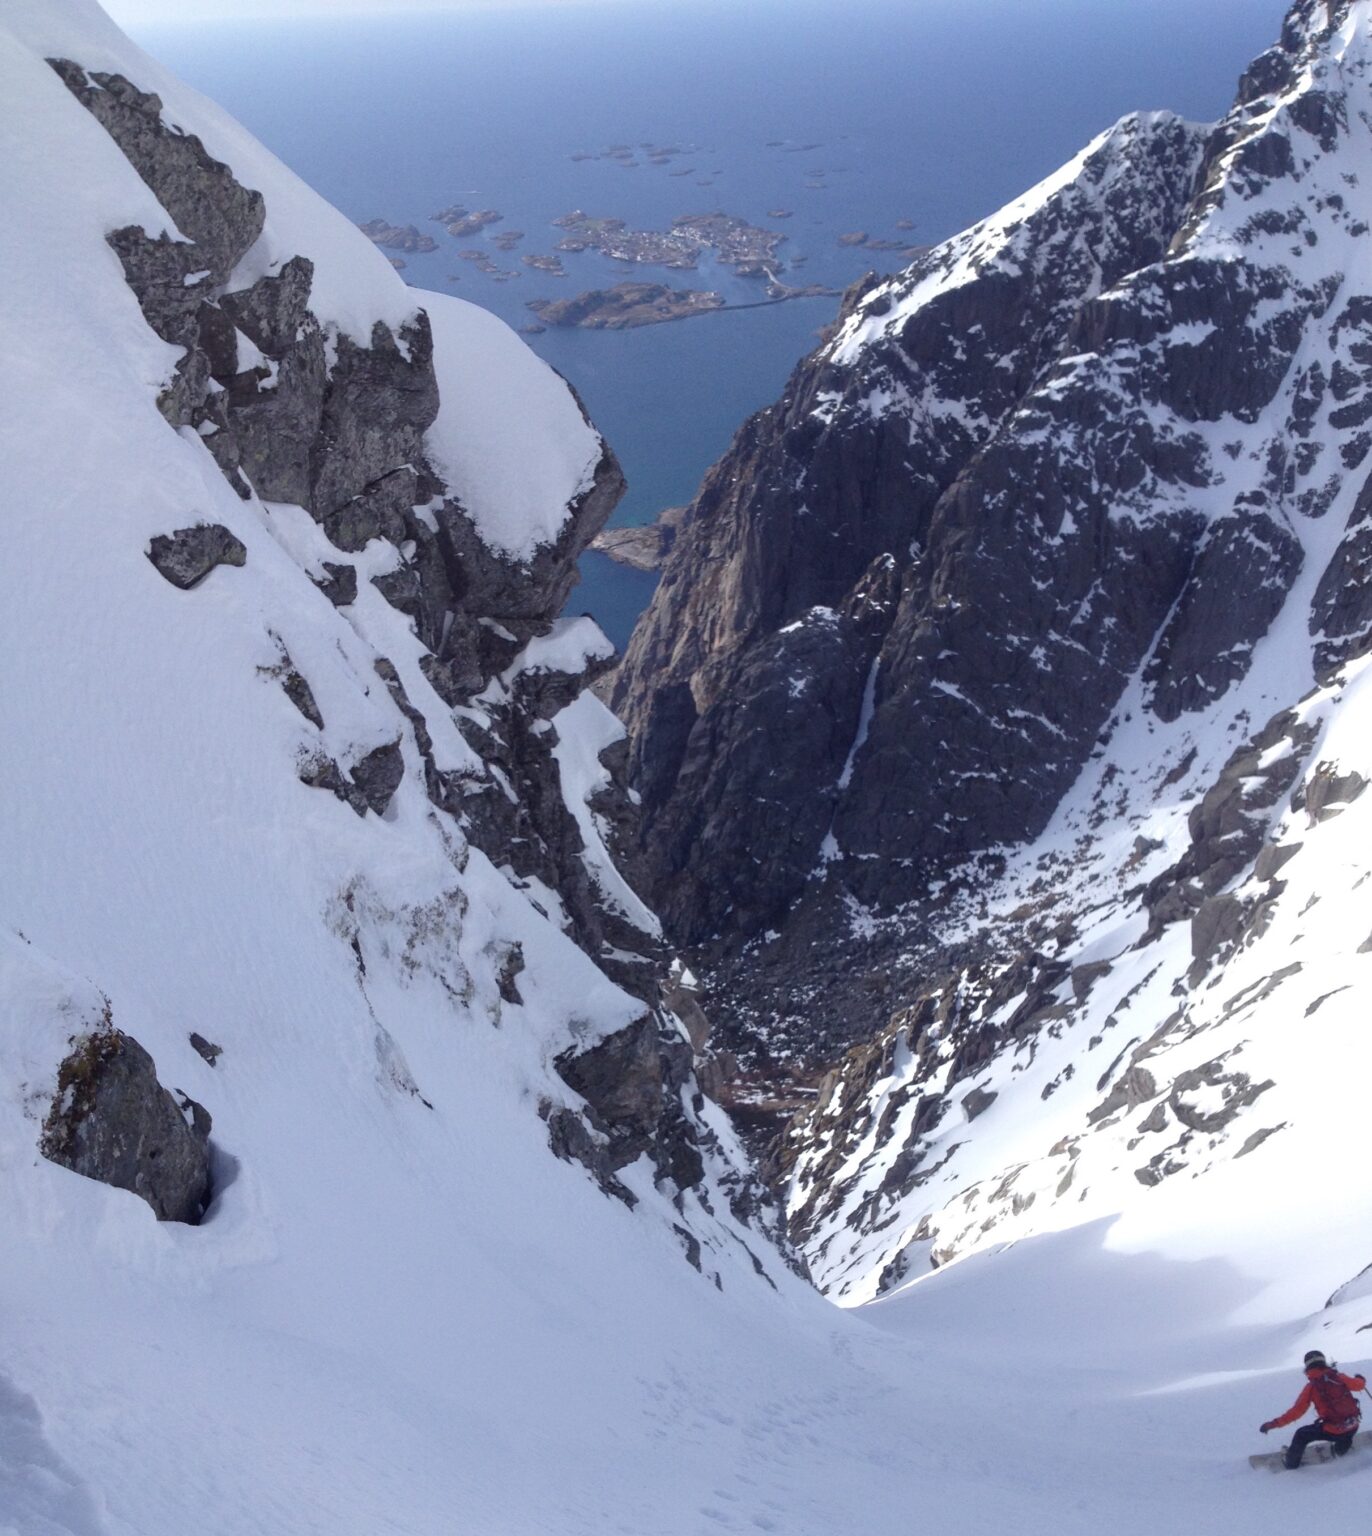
[104,0,634,22]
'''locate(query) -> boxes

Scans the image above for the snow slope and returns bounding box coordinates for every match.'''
[2,2,1371,1534]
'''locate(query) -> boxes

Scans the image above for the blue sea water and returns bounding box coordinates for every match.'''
[133,0,1287,647]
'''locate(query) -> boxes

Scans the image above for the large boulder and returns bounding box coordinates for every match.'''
[147,523,246,589]
[40,1027,212,1223]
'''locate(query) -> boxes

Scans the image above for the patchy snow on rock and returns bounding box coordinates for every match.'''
[828,109,1210,370]
[501,614,615,685]
[551,692,663,935]
[6,0,424,348]
[6,4,1372,1536]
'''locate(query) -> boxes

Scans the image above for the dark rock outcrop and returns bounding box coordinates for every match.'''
[555,1014,702,1191]
[189,1032,222,1066]
[147,524,246,589]
[1143,705,1319,939]
[616,111,1212,957]
[41,1027,211,1223]
[313,561,358,607]
[348,740,405,816]
[49,60,264,282]
[298,740,404,818]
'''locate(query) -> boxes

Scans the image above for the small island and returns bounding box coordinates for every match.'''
[528,282,725,329]
[522,253,567,275]
[430,204,505,238]
[838,230,928,256]
[458,248,519,281]
[554,211,696,269]
[570,141,697,170]
[445,209,503,238]
[358,219,437,254]
[526,274,839,331]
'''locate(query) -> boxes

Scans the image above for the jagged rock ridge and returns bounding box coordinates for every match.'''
[615,0,1372,1288]
[616,0,1372,1066]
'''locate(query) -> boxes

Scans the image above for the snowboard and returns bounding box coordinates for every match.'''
[1249,1428,1372,1471]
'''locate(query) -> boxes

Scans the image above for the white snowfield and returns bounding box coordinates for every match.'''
[0,2,1370,1534]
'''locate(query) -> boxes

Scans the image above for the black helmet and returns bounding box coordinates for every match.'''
[1304,1350,1328,1370]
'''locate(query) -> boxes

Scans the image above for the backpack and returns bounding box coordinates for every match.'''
[1310,1370,1361,1431]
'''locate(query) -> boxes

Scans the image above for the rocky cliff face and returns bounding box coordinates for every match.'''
[616,0,1372,1284]
[617,0,1371,1031]
[614,109,1210,954]
[18,40,783,1271]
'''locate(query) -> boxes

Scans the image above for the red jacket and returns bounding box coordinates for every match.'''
[1269,1368,1367,1432]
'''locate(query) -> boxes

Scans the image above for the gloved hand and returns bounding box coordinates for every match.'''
[1260,1422,1274,1434]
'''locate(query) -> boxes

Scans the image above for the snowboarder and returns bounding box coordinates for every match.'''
[1260,1351,1367,1468]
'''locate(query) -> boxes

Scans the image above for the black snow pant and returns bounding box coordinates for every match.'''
[1284,1422,1356,1468]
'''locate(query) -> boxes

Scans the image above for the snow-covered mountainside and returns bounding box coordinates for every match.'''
[617,0,1372,1298]
[5,2,1372,1533]
[0,0,781,1233]
[0,3,837,1526]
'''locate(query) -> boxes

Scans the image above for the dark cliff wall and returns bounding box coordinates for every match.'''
[614,0,1372,1082]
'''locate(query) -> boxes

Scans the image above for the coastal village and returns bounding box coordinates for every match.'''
[356,133,920,328]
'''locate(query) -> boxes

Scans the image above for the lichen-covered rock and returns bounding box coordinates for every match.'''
[41,1027,211,1223]
[147,523,246,589]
